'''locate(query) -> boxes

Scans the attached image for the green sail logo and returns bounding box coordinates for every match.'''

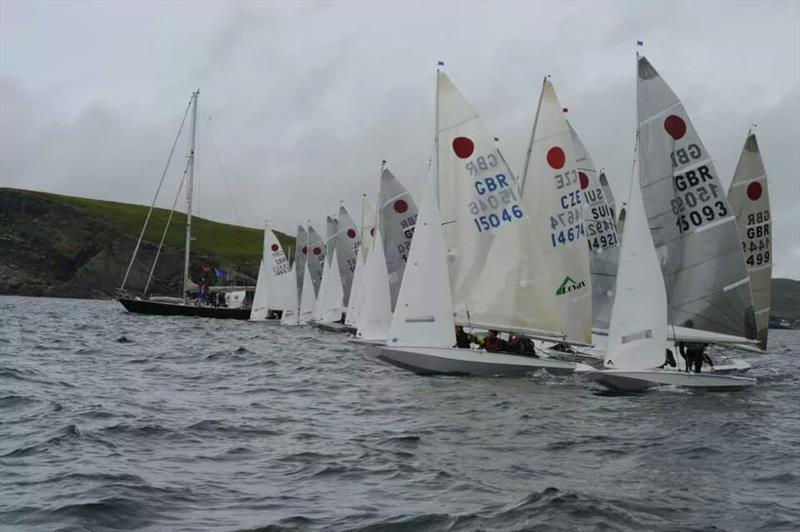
[556,275,586,296]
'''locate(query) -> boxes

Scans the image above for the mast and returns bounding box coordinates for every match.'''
[183,89,199,295]
[520,76,547,196]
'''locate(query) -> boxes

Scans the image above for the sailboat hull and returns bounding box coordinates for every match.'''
[578,367,756,392]
[119,298,251,320]
[376,346,576,377]
[314,322,352,334]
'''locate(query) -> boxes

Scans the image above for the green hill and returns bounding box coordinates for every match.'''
[0,187,294,299]
[31,190,294,263]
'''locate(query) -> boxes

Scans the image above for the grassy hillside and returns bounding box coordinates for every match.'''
[29,190,295,264]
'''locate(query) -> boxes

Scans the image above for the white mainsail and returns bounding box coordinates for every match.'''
[569,121,620,333]
[520,79,592,343]
[436,71,563,338]
[605,160,668,371]
[250,224,291,320]
[336,204,360,308]
[312,216,338,321]
[318,248,345,323]
[345,246,365,327]
[637,55,756,339]
[306,224,325,297]
[388,171,455,348]
[294,225,307,303]
[355,227,392,340]
[728,131,771,349]
[298,260,317,324]
[379,166,419,310]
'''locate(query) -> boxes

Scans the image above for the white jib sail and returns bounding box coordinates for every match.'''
[728,131,771,349]
[388,170,455,348]
[319,248,344,323]
[436,71,563,338]
[250,258,269,321]
[355,227,392,340]
[520,79,592,343]
[379,167,419,311]
[306,225,325,297]
[605,162,668,371]
[344,245,365,326]
[281,263,300,325]
[569,121,620,333]
[637,54,755,339]
[336,204,360,308]
[298,261,317,324]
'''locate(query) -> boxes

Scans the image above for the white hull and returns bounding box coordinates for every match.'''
[314,322,352,334]
[376,346,576,376]
[577,367,756,392]
[348,336,385,346]
[250,318,282,324]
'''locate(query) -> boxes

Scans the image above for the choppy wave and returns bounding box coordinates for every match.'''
[1,296,799,531]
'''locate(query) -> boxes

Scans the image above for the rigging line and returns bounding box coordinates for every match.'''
[119,96,192,294]
[204,115,255,227]
[143,162,189,296]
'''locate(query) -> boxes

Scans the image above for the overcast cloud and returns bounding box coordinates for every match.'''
[1,0,798,278]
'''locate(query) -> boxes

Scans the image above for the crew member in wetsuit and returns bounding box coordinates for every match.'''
[679,341,708,373]
[659,348,677,368]
[483,330,503,352]
[455,326,474,349]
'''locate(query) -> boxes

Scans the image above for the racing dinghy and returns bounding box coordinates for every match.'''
[377,70,576,376]
[250,222,291,322]
[578,55,757,392]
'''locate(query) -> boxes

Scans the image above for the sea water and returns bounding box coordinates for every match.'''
[1,296,798,531]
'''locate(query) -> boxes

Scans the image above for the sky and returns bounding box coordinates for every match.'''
[1,0,798,279]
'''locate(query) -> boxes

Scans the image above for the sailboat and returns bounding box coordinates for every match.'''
[118,90,253,320]
[375,70,577,376]
[728,131,772,350]
[568,121,621,342]
[352,164,418,344]
[315,204,360,332]
[250,222,291,321]
[577,54,756,391]
[344,196,376,332]
[281,224,307,326]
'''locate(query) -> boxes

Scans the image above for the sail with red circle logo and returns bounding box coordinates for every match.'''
[519,79,592,343]
[728,132,771,348]
[568,120,620,335]
[294,225,307,305]
[436,71,562,339]
[306,224,325,297]
[637,54,755,340]
[335,204,360,307]
[379,166,419,311]
[251,224,291,320]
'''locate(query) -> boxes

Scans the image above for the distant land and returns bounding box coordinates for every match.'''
[0,188,293,299]
[0,187,798,328]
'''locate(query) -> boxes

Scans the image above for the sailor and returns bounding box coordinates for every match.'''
[483,330,503,352]
[659,348,677,368]
[679,341,708,373]
[455,326,473,349]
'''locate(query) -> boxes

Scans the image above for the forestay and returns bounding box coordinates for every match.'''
[379,167,419,310]
[605,164,667,371]
[569,121,620,333]
[728,132,771,349]
[388,171,455,348]
[436,72,562,338]
[637,55,755,339]
[519,79,592,342]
